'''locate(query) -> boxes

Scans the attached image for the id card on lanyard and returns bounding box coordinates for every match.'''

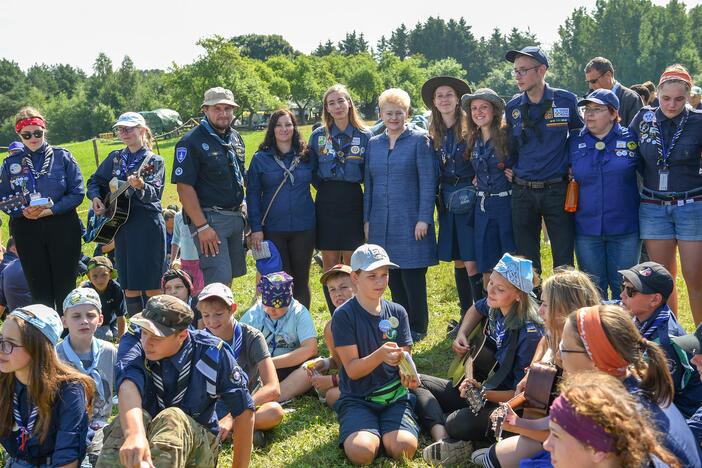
[659,169,670,191]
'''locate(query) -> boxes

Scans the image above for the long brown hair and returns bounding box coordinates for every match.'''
[542,268,601,364]
[427,89,466,152]
[258,109,308,161]
[558,371,680,468]
[464,101,509,161]
[0,316,94,443]
[321,84,368,133]
[565,304,674,405]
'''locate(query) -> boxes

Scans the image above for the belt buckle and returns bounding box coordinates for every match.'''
[531,181,545,189]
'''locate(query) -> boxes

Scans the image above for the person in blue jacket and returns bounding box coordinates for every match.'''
[0,304,93,467]
[87,112,166,318]
[364,88,438,341]
[504,46,583,273]
[0,107,84,315]
[672,323,702,452]
[308,84,371,313]
[421,76,483,323]
[569,89,641,298]
[629,64,702,324]
[247,109,316,309]
[462,88,516,288]
[96,295,255,468]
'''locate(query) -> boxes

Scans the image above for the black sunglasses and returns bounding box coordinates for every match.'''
[621,284,640,298]
[20,130,44,140]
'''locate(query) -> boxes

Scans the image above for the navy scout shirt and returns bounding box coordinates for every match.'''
[308,124,371,183]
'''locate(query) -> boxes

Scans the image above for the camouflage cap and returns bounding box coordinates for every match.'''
[130,295,193,337]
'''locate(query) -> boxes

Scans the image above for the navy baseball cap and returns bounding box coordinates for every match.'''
[578,89,620,111]
[618,262,674,300]
[505,46,549,68]
[671,323,702,356]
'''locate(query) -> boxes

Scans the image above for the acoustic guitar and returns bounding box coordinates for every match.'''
[84,153,155,244]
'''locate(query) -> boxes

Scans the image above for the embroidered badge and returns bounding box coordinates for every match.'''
[175,167,183,176]
[553,108,570,118]
[512,109,521,119]
[9,163,21,175]
[176,147,187,163]
[643,111,654,123]
[616,141,627,149]
[627,141,638,151]
[202,143,209,151]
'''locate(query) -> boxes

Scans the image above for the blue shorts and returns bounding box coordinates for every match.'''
[333,393,420,446]
[639,196,702,241]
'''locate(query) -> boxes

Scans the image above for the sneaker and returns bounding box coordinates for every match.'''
[446,319,460,339]
[470,447,490,466]
[422,438,473,466]
[253,430,267,448]
[411,331,427,343]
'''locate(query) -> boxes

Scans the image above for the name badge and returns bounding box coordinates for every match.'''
[616,140,627,148]
[351,137,361,145]
[658,169,669,191]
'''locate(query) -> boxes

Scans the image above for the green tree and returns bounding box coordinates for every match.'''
[338,31,369,55]
[388,24,409,59]
[426,58,466,80]
[312,40,337,57]
[0,59,30,123]
[231,34,296,60]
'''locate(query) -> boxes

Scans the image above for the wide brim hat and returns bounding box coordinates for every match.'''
[421,76,472,109]
[461,88,506,114]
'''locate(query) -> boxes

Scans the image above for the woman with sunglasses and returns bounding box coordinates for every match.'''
[630,65,702,324]
[87,112,166,317]
[0,107,84,315]
[568,89,641,299]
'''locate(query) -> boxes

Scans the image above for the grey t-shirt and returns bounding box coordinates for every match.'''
[236,323,270,392]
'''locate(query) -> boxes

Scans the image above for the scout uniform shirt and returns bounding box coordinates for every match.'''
[308,124,371,183]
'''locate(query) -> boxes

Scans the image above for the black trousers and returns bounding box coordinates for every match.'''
[511,182,574,272]
[388,267,428,334]
[10,210,82,315]
[266,229,315,309]
[413,374,468,432]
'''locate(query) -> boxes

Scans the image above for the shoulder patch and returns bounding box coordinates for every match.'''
[512,109,521,119]
[176,147,187,163]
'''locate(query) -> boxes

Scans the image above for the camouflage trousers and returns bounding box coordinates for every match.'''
[95,407,219,468]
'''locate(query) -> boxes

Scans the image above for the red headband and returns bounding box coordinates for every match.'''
[576,306,629,377]
[15,117,46,134]
[550,395,615,453]
[659,70,692,88]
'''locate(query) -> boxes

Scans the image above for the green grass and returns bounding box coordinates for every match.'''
[0,126,694,467]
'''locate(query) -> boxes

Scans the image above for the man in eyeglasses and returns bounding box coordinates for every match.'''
[619,261,702,419]
[584,57,643,126]
[504,46,582,276]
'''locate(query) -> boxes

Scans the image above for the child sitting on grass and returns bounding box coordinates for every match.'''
[198,282,284,448]
[80,256,126,340]
[240,271,318,402]
[331,244,419,465]
[58,288,117,466]
[304,264,356,408]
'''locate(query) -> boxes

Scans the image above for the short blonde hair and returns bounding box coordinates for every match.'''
[378,88,411,113]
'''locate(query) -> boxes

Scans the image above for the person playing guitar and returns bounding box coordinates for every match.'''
[86,112,166,318]
[418,253,543,466]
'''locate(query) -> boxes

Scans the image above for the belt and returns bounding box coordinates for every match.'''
[440,175,471,185]
[477,190,512,197]
[513,176,567,189]
[641,196,702,206]
[641,187,702,201]
[203,206,242,214]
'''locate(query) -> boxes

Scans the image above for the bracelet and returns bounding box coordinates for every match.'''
[331,374,338,387]
[196,224,211,234]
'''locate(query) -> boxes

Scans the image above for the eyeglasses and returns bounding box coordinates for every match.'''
[20,130,44,140]
[622,284,640,298]
[583,107,609,115]
[115,127,136,135]
[586,73,606,85]
[0,339,23,354]
[512,65,541,77]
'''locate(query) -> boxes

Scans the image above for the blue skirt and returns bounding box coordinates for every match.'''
[437,208,475,262]
[114,206,166,290]
[474,195,515,273]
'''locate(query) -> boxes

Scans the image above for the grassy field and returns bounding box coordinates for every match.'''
[0,126,695,467]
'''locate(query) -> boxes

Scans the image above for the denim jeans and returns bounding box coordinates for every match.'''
[575,232,641,299]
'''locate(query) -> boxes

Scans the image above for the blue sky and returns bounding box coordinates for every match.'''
[1,0,692,72]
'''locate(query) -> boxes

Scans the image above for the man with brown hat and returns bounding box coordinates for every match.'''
[96,295,255,468]
[172,87,248,287]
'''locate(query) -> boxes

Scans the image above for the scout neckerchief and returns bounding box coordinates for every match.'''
[58,337,106,404]
[492,311,508,348]
[654,108,689,170]
[13,388,38,452]
[439,129,456,170]
[147,338,194,409]
[230,320,243,360]
[635,304,672,341]
[273,153,302,185]
[117,146,148,177]
[519,97,554,145]
[200,118,245,188]
[323,126,354,164]
[22,145,53,192]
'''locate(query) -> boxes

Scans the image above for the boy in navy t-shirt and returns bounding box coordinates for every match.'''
[331,244,420,465]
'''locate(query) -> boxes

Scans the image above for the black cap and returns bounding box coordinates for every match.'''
[505,46,549,68]
[618,262,674,300]
[671,323,702,356]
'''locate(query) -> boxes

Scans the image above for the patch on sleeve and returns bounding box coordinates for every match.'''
[176,147,187,163]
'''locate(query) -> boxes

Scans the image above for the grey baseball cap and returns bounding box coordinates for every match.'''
[202,87,238,107]
[350,244,399,272]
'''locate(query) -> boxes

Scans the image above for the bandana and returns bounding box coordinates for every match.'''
[15,117,46,134]
[576,306,629,377]
[550,395,615,453]
[493,253,533,293]
[659,70,692,88]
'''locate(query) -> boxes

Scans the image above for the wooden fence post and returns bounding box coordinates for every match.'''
[92,138,99,167]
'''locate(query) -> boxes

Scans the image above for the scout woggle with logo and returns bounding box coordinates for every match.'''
[380,316,400,340]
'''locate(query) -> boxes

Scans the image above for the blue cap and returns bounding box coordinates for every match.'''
[9,304,64,346]
[256,240,283,276]
[7,141,23,155]
[578,89,620,111]
[113,112,145,128]
[259,271,294,308]
[493,253,534,294]
[505,46,549,68]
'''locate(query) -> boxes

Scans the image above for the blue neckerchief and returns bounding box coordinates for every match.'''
[655,108,689,169]
[12,385,38,453]
[119,146,147,176]
[492,312,507,348]
[58,337,105,404]
[635,304,672,341]
[230,320,243,360]
[199,118,244,188]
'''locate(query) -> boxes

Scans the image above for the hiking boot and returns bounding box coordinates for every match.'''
[422,438,473,466]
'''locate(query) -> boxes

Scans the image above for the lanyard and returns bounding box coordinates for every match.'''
[12,392,38,452]
[655,109,688,169]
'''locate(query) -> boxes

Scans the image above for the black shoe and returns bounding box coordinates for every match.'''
[253,430,267,448]
[447,319,460,339]
[411,331,427,342]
